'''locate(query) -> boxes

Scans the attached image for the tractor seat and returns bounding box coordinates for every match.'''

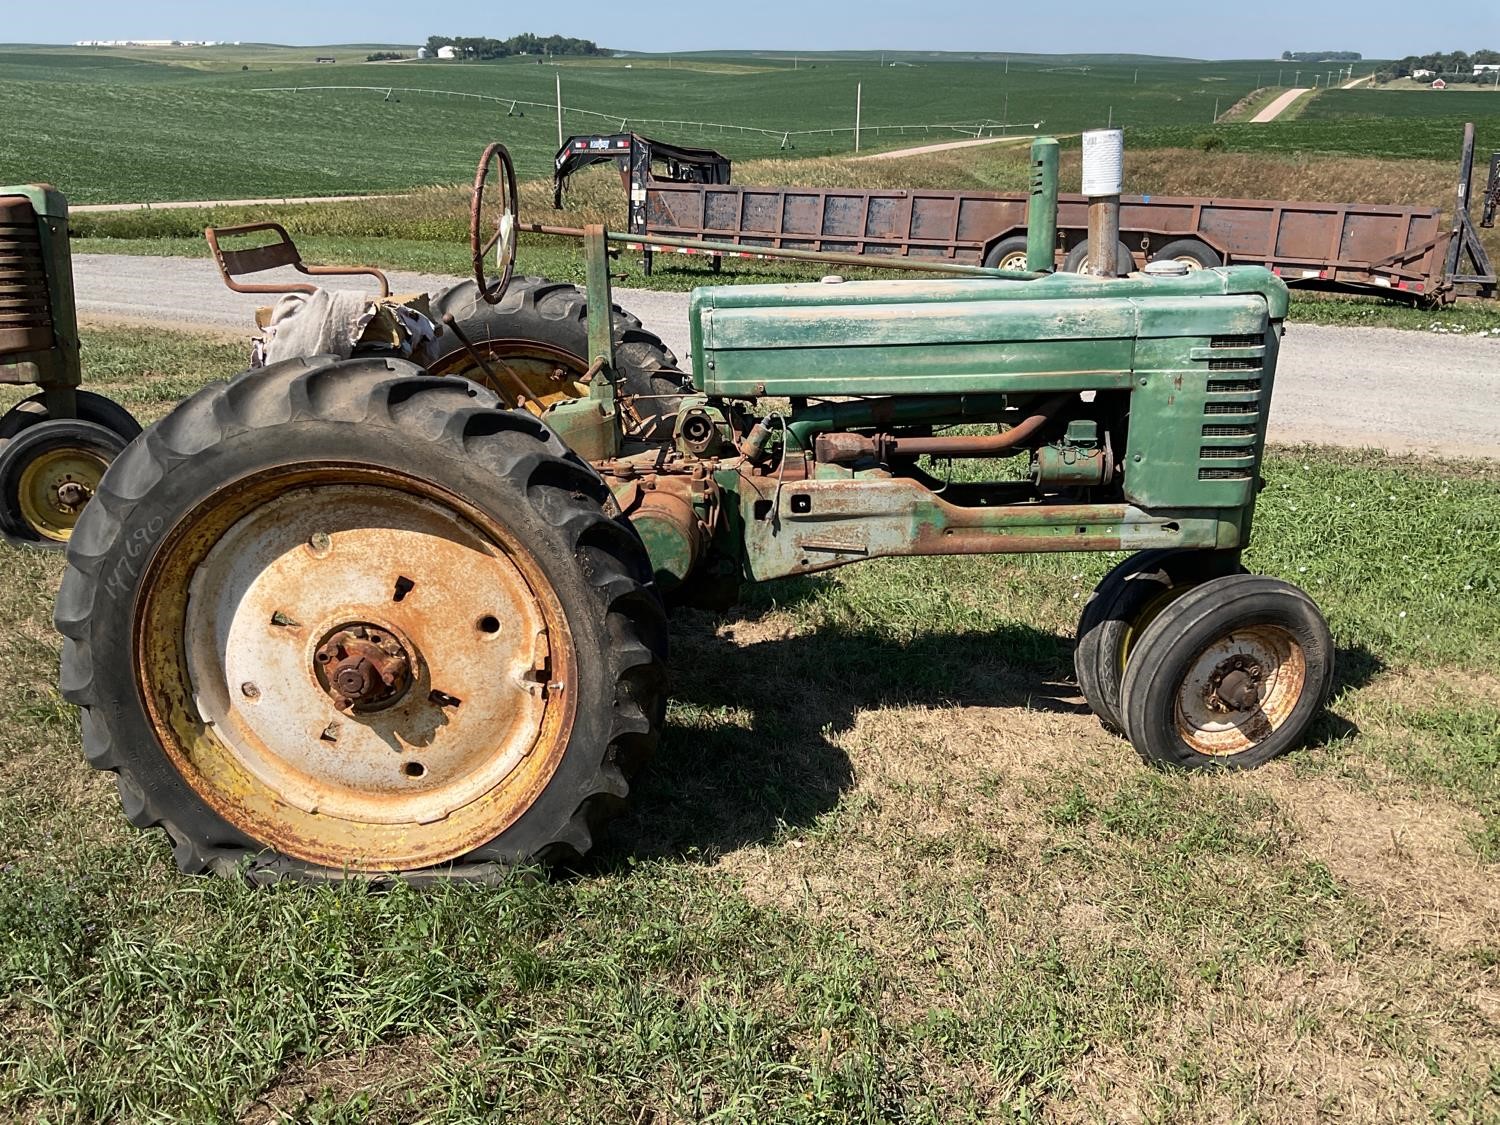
[204,221,390,303]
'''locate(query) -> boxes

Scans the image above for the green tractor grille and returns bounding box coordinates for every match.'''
[0,196,55,358]
[1196,334,1266,482]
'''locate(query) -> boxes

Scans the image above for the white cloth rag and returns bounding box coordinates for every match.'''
[260,288,379,366]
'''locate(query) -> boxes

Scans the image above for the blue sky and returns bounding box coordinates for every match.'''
[7,0,1493,58]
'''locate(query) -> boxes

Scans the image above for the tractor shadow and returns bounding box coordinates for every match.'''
[593,583,1385,867]
[596,601,1089,868]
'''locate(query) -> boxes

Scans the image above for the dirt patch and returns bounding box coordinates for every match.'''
[238,1037,451,1124]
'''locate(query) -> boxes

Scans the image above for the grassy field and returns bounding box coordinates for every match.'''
[2,46,1286,202]
[0,326,1497,1121]
[1131,86,1500,161]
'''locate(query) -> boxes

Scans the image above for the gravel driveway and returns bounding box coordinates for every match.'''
[73,253,1499,458]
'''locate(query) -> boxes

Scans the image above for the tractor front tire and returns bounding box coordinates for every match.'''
[1074,549,1244,732]
[1118,574,1334,770]
[57,356,668,881]
[0,418,130,548]
[416,276,692,442]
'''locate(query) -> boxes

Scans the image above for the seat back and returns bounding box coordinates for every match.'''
[204,222,389,297]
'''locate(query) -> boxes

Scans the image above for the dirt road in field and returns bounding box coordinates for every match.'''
[73,253,1500,458]
[854,135,1036,161]
[1250,89,1311,123]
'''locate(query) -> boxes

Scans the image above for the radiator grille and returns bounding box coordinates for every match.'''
[1208,357,1260,371]
[1200,446,1256,460]
[1206,378,1262,394]
[0,197,54,356]
[1198,467,1252,480]
[1201,423,1257,438]
[1204,401,1258,415]
[1210,334,1261,348]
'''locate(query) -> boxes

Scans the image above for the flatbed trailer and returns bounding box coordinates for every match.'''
[554,128,1497,304]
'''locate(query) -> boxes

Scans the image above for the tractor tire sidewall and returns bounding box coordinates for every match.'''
[0,418,128,545]
[1074,549,1244,731]
[417,277,690,442]
[1118,574,1334,771]
[57,356,667,878]
[983,235,1031,270]
[1062,239,1135,275]
[1151,239,1223,269]
[0,391,142,443]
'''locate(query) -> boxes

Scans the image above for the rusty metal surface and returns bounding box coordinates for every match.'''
[814,395,1068,463]
[1173,624,1307,756]
[135,465,579,872]
[204,222,389,297]
[470,143,518,305]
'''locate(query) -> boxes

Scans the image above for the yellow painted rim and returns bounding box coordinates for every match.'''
[426,339,590,415]
[135,464,579,872]
[16,444,108,542]
[1173,624,1307,756]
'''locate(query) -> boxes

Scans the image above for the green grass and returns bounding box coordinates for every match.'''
[0,47,1285,202]
[1,326,1498,1120]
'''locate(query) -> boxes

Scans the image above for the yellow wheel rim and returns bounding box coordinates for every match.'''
[997,250,1030,270]
[135,465,579,873]
[1173,625,1307,756]
[16,444,108,542]
[426,339,590,416]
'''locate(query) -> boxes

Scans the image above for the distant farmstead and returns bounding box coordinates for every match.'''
[1412,68,1434,79]
[437,45,458,59]
[314,56,336,64]
[1432,78,1447,89]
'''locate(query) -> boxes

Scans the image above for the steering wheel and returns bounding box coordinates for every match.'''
[470,142,519,305]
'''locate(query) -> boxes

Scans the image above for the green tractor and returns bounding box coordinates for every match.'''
[54,139,1334,882]
[0,186,141,547]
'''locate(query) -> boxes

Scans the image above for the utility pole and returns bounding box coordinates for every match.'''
[1001,91,1009,136]
[1005,56,1009,74]
[1277,68,1283,84]
[1133,68,1138,84]
[1294,69,1301,85]
[555,70,562,146]
[855,82,862,152]
[1212,96,1219,122]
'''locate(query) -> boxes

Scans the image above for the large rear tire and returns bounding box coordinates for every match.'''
[56,356,668,881]
[415,276,692,442]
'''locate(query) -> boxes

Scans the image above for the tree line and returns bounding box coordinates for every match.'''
[423,34,608,59]
[1377,49,1500,83]
[1280,51,1361,62]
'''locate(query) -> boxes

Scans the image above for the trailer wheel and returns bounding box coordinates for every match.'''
[983,236,1032,271]
[1062,239,1135,275]
[1150,239,1222,271]
[415,277,692,442]
[1119,574,1333,770]
[56,356,668,881]
[1074,549,1244,732]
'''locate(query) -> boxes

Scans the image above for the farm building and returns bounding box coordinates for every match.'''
[1432,78,1447,89]
[1475,64,1500,75]
[416,47,430,59]
[437,45,458,59]
[1412,68,1434,79]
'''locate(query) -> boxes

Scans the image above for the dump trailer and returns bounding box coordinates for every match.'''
[555,127,1497,304]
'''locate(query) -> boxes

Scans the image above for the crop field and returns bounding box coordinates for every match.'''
[0,326,1497,1121]
[1133,87,1500,160]
[2,45,1285,202]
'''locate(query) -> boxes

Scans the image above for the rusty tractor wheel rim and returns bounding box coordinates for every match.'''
[426,338,591,414]
[17,444,108,541]
[1172,255,1207,271]
[1173,624,1306,756]
[136,467,578,872]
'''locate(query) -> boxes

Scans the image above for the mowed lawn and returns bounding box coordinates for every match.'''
[0,327,1497,1122]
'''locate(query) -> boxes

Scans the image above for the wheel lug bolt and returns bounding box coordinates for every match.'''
[241,682,260,699]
